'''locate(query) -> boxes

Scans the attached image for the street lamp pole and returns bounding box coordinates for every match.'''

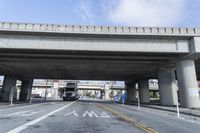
[44,79,48,100]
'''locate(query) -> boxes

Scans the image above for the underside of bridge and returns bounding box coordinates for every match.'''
[0,49,186,80]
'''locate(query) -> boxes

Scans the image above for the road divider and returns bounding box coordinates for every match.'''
[96,103,158,133]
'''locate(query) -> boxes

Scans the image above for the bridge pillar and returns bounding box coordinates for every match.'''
[126,81,136,102]
[176,60,200,108]
[100,90,103,99]
[138,79,150,103]
[158,69,178,106]
[0,75,17,102]
[104,83,110,100]
[19,79,33,101]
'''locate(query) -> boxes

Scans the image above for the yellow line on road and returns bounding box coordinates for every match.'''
[96,103,159,133]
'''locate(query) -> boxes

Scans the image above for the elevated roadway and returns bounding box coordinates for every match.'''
[0,22,199,80]
[0,22,200,108]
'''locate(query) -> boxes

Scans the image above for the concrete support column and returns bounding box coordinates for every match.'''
[176,60,200,108]
[19,79,33,101]
[0,75,17,102]
[104,83,110,100]
[100,90,103,99]
[158,69,178,106]
[126,81,136,102]
[138,79,150,103]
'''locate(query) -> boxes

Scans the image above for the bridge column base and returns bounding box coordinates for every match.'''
[19,79,33,101]
[0,75,17,102]
[138,79,150,103]
[158,69,178,106]
[177,60,200,108]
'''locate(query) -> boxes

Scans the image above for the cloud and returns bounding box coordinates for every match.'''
[75,0,95,24]
[106,0,186,26]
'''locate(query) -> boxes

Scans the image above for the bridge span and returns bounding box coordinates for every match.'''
[0,22,200,108]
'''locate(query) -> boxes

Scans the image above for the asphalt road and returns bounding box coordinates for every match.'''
[0,99,200,133]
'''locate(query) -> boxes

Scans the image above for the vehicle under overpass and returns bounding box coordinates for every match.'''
[0,22,200,108]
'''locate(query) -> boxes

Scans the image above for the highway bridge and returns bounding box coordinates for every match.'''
[0,22,200,108]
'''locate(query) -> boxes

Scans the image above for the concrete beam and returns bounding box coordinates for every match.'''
[138,79,150,103]
[158,69,178,106]
[0,22,199,37]
[0,35,190,53]
[176,60,200,108]
[19,79,33,101]
[0,75,16,102]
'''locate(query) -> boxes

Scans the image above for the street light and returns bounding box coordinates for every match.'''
[44,79,48,100]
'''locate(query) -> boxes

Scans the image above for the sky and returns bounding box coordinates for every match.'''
[0,0,200,27]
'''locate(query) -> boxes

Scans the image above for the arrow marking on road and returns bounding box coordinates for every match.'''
[100,111,110,118]
[64,110,78,117]
[82,111,99,118]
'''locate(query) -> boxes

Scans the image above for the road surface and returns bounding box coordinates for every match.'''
[0,99,200,133]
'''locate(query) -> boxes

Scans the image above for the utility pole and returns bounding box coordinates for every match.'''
[138,92,140,109]
[44,79,48,100]
[176,94,180,118]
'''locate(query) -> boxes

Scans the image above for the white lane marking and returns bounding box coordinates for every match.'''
[0,102,54,112]
[100,112,110,118]
[6,110,33,117]
[82,111,99,118]
[21,110,45,117]
[7,101,76,133]
[1,110,45,117]
[64,110,78,117]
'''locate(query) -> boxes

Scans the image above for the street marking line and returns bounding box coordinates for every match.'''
[64,110,79,117]
[100,112,110,118]
[82,111,99,117]
[96,103,158,133]
[6,110,32,117]
[0,102,53,112]
[21,110,45,117]
[7,101,76,133]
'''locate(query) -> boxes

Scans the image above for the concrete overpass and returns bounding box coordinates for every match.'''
[0,22,200,108]
[0,80,105,90]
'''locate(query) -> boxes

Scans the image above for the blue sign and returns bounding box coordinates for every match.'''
[114,96,118,101]
[121,94,125,102]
